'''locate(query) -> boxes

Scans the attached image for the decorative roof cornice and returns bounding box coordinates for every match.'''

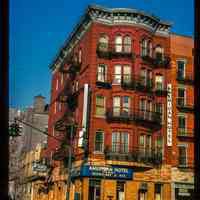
[50,4,172,71]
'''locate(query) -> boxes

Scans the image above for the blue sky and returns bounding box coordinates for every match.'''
[10,0,194,109]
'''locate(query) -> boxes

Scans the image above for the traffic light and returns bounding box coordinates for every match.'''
[9,121,22,137]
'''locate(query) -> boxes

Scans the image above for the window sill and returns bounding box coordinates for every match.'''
[93,151,104,155]
[94,115,106,119]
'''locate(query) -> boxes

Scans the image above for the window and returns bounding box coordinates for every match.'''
[112,132,129,153]
[115,35,123,52]
[58,103,62,112]
[147,70,152,87]
[155,136,163,157]
[78,49,82,63]
[112,132,120,152]
[177,60,186,79]
[138,190,147,200]
[178,145,187,166]
[155,184,163,200]
[178,115,186,135]
[147,41,152,57]
[98,35,109,52]
[141,39,148,56]
[177,88,186,106]
[94,131,104,152]
[146,135,152,156]
[139,135,152,157]
[61,74,64,85]
[114,65,122,84]
[139,135,145,157]
[123,65,131,84]
[97,64,107,82]
[117,181,125,200]
[113,96,121,116]
[113,96,131,117]
[155,103,163,123]
[56,79,59,90]
[140,69,146,86]
[155,75,164,90]
[155,46,164,60]
[89,180,101,200]
[96,95,105,116]
[124,36,132,53]
[122,96,130,116]
[139,99,146,111]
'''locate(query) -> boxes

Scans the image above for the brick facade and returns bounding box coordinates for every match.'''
[44,5,194,200]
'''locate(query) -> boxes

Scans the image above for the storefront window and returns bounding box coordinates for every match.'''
[155,184,162,200]
[138,190,147,200]
[89,180,101,200]
[117,181,125,200]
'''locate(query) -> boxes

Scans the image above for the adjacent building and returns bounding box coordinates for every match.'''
[46,5,194,200]
[22,95,49,152]
[9,108,25,200]
[9,95,49,200]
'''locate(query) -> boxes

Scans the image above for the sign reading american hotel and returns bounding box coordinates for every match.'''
[167,84,173,146]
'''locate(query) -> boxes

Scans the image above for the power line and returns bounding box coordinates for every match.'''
[15,118,64,143]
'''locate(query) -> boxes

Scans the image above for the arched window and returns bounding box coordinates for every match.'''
[155,46,164,60]
[115,35,123,52]
[98,35,109,51]
[124,35,132,53]
[141,39,148,56]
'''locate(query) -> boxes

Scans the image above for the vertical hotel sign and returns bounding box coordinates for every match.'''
[167,84,172,146]
[78,84,89,148]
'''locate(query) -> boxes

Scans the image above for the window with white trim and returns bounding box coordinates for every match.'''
[177,88,186,106]
[115,35,123,52]
[122,96,130,116]
[98,35,109,52]
[112,132,129,153]
[113,96,121,116]
[123,65,131,84]
[141,39,148,56]
[96,95,105,116]
[155,75,164,90]
[114,65,122,84]
[124,36,132,53]
[97,64,107,82]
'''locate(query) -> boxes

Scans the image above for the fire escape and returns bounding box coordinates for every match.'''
[52,53,81,162]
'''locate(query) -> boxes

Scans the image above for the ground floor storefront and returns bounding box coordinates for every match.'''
[30,163,194,200]
[69,164,172,200]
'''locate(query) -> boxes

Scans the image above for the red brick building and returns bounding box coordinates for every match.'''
[45,5,194,200]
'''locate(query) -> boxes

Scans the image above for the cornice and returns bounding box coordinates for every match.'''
[50,4,172,71]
